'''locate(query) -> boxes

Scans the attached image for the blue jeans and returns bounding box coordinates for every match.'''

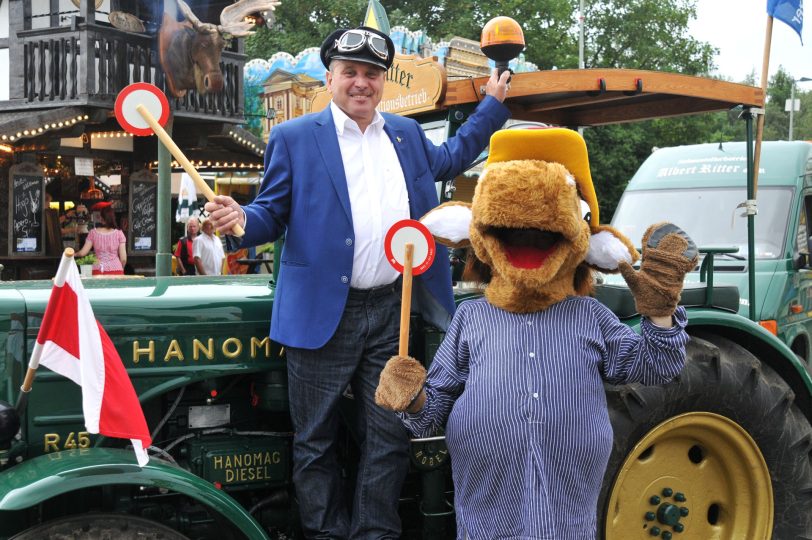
[286,281,409,539]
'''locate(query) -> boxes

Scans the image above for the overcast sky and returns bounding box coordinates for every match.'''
[689,0,810,85]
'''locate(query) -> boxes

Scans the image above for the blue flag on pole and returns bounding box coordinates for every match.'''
[767,0,804,43]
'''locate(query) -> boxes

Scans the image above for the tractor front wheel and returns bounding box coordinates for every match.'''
[600,333,812,540]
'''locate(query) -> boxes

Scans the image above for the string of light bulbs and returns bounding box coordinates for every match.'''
[228,129,264,156]
[0,114,90,142]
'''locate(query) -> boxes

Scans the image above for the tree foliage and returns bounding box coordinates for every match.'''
[384,0,576,69]
[584,0,714,74]
[760,67,812,142]
[796,89,812,142]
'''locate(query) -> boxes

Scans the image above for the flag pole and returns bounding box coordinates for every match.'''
[15,248,76,414]
[752,15,773,197]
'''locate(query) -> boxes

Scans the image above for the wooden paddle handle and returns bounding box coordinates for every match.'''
[399,243,414,357]
[135,104,245,237]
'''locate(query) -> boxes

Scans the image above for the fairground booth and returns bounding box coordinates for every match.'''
[0,0,266,279]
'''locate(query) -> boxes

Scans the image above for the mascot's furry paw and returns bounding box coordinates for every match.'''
[618,222,698,318]
[375,355,427,412]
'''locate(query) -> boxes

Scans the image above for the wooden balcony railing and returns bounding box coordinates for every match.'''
[6,22,245,122]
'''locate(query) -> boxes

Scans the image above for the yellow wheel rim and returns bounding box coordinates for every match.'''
[605,412,773,540]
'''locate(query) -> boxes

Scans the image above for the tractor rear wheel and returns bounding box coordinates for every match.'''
[11,513,189,539]
[600,333,812,540]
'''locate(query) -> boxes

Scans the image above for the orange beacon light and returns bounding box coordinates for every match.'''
[480,16,525,78]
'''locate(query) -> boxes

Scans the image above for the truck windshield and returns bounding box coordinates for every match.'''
[612,187,793,260]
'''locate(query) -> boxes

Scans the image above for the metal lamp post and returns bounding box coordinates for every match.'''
[789,77,812,141]
[578,0,585,69]
[578,0,585,135]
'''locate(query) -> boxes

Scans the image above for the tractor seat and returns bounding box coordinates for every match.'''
[594,282,740,320]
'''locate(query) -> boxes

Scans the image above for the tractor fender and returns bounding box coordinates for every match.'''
[0,448,269,540]
[636,307,812,420]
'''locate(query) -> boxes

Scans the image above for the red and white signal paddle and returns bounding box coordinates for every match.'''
[385,219,436,356]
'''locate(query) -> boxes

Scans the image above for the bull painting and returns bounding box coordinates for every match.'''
[158,0,280,97]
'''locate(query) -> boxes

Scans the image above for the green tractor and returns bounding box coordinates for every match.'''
[0,69,810,540]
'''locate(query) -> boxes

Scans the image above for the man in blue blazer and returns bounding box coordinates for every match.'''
[206,25,510,539]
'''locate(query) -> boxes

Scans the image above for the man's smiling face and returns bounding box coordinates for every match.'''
[326,59,385,130]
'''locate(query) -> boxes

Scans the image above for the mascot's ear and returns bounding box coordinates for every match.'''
[421,201,472,248]
[585,224,640,272]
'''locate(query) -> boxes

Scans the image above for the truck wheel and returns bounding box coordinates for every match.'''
[10,513,189,539]
[600,334,812,540]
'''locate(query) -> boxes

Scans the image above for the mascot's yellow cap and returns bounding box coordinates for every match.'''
[485,128,600,229]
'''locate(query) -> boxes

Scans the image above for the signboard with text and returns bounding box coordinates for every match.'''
[8,163,45,256]
[128,169,158,254]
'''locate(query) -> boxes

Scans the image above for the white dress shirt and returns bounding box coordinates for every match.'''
[330,102,410,289]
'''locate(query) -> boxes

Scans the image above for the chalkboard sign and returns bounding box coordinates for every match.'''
[128,169,158,254]
[8,163,45,256]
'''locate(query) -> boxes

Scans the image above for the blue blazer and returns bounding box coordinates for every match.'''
[241,96,510,349]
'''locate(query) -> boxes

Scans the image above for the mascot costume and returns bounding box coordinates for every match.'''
[375,128,698,539]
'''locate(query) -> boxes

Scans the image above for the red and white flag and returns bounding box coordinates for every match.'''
[34,254,151,466]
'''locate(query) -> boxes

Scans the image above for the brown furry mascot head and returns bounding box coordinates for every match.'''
[422,128,639,313]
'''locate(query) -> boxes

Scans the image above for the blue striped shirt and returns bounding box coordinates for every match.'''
[401,296,688,539]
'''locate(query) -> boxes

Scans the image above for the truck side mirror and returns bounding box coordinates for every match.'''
[798,236,812,269]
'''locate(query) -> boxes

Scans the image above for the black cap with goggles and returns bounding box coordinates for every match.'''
[320,26,395,71]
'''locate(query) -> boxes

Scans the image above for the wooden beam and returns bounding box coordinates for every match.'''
[510,96,742,127]
[442,69,764,125]
[522,92,643,114]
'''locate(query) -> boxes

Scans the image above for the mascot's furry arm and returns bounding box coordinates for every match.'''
[375,129,696,413]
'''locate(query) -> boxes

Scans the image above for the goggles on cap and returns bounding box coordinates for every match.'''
[333,29,389,62]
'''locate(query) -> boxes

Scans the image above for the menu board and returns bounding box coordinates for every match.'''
[8,163,45,255]
[128,169,157,254]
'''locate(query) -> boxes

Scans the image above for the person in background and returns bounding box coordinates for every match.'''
[203,25,510,538]
[193,218,225,276]
[174,217,200,275]
[75,201,127,276]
